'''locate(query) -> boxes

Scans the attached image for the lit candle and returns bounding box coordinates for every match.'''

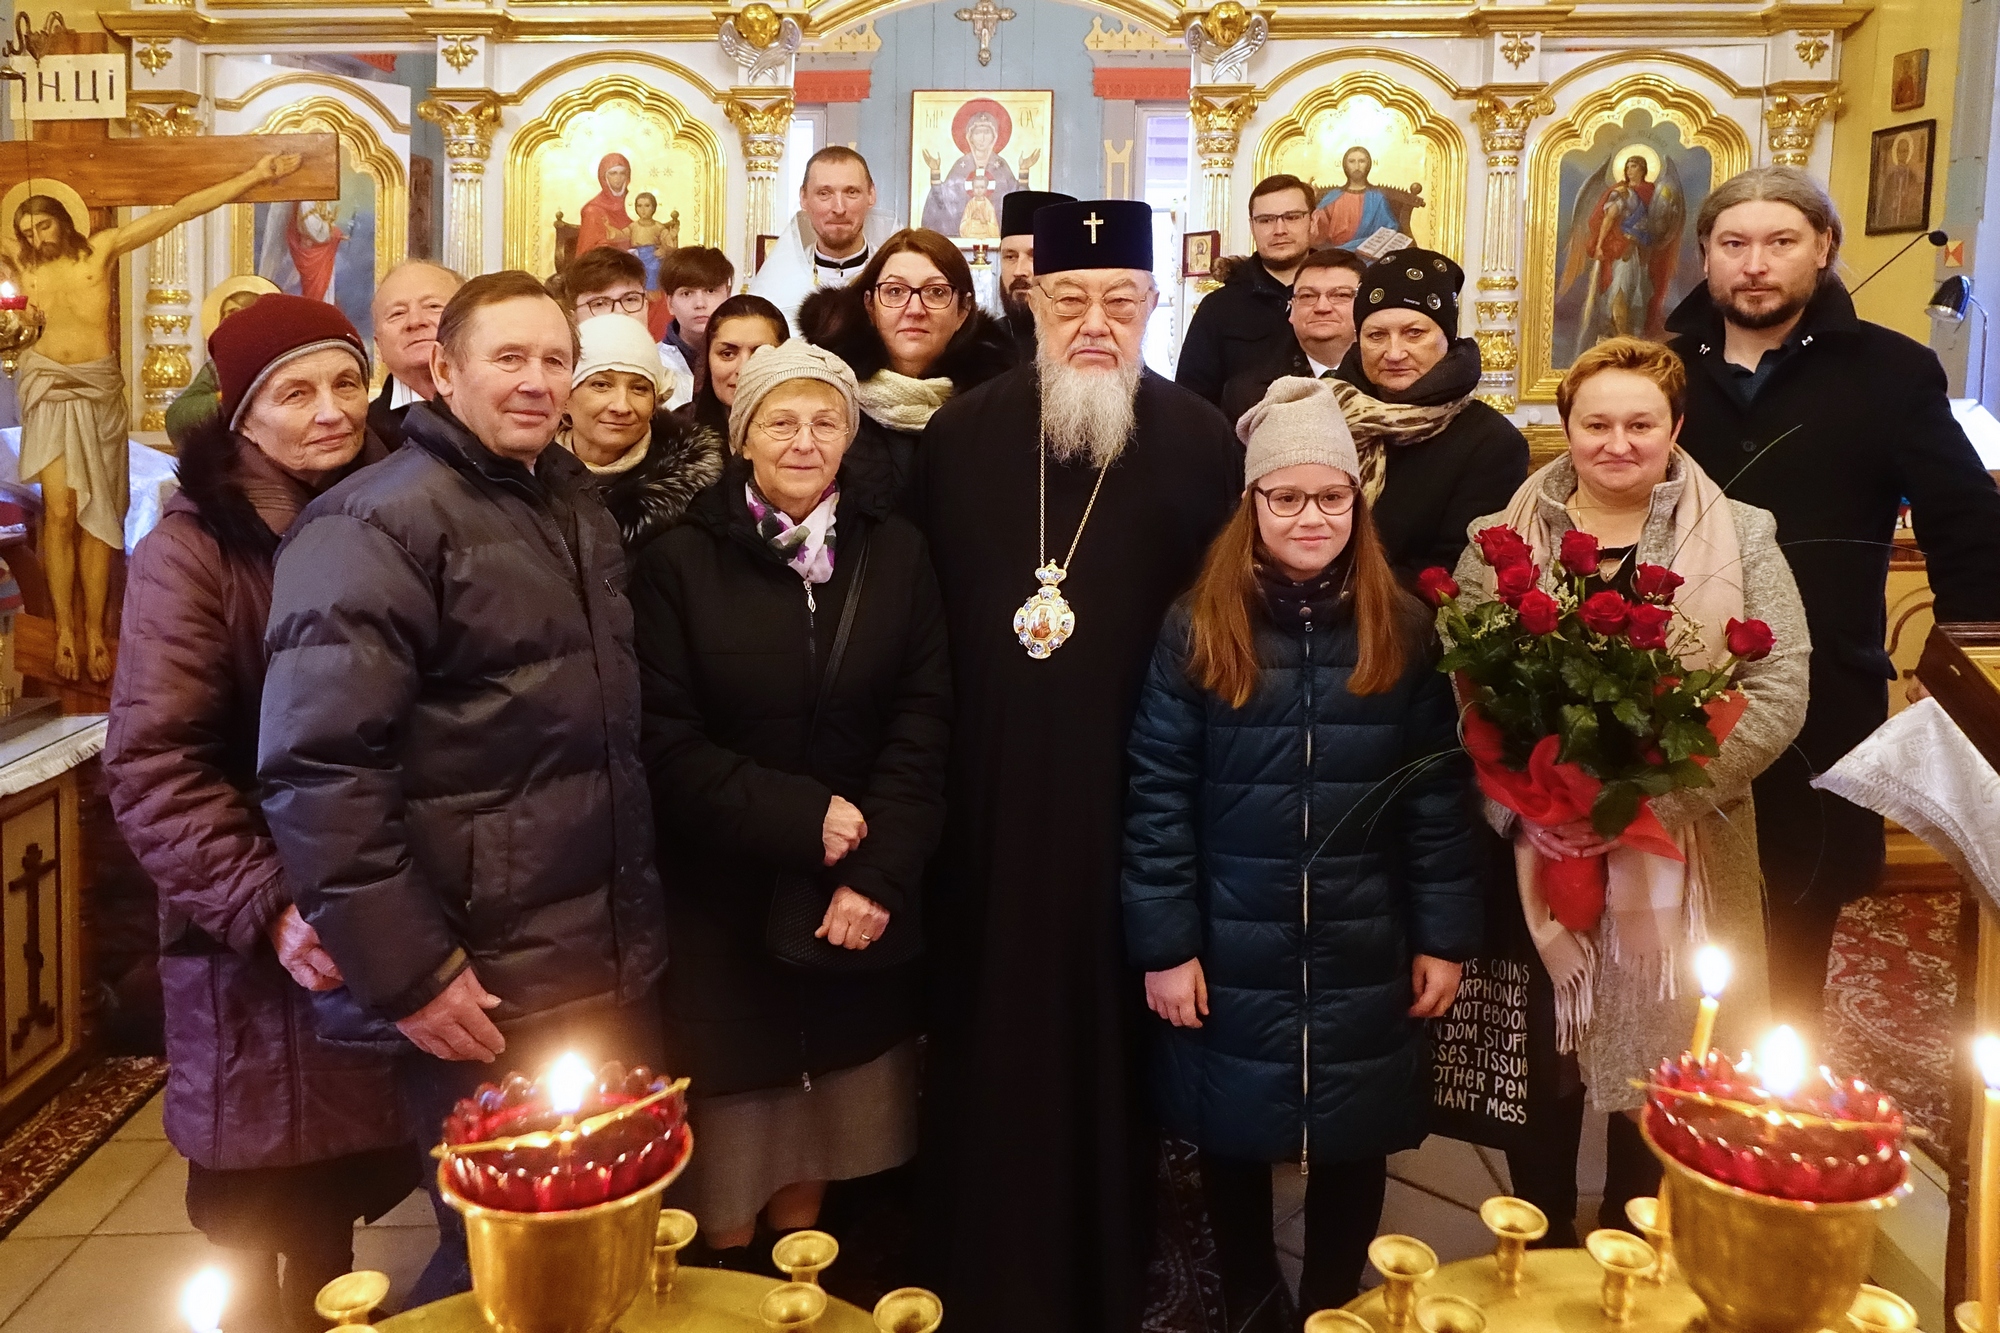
[547,1052,594,1131]
[1756,1025,1807,1102]
[180,1268,226,1333]
[1690,946,1730,1061]
[0,283,25,311]
[1976,1035,2000,1333]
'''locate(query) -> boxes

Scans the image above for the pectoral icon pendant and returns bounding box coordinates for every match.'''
[1014,563,1076,659]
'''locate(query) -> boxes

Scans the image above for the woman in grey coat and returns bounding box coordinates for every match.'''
[1451,336,1808,1242]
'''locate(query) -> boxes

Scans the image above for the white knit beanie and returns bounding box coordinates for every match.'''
[729,339,861,456]
[1237,376,1361,487]
[573,314,667,394]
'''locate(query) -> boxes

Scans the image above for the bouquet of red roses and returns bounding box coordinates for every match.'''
[1418,524,1775,930]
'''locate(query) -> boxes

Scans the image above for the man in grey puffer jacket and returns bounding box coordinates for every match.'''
[259,270,666,1304]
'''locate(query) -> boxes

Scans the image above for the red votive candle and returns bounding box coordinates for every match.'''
[0,286,27,311]
[440,1060,689,1213]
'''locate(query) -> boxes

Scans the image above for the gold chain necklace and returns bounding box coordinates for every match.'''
[1013,436,1110,659]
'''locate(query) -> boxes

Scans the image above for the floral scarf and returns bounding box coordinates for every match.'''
[746,480,839,584]
[1327,337,1483,503]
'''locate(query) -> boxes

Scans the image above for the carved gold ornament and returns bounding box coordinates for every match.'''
[128,101,200,137]
[135,39,171,75]
[720,8,802,83]
[1795,32,1831,69]
[736,3,783,48]
[1498,33,1536,70]
[1084,18,1172,53]
[1765,91,1839,167]
[1187,2,1267,84]
[441,34,480,74]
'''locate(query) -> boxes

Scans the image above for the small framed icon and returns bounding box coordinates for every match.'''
[1182,229,1220,279]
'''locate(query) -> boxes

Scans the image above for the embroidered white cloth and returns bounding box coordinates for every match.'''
[1814,697,2000,912]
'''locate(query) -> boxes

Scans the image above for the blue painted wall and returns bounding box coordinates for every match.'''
[856,0,1102,225]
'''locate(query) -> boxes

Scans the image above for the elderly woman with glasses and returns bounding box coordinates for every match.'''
[632,338,952,1266]
[798,226,1016,507]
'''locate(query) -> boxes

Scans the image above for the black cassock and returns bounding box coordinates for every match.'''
[914,364,1239,1333]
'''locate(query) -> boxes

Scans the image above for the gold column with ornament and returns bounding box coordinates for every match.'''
[1190,86,1261,237]
[1470,91,1550,414]
[1765,91,1840,168]
[417,93,502,279]
[724,93,794,278]
[128,98,202,435]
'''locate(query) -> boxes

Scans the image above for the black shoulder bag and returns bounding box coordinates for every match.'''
[763,538,922,973]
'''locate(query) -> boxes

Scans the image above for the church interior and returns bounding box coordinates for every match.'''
[0,0,1989,1329]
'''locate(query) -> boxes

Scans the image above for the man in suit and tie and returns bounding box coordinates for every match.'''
[368,260,464,448]
[1220,247,1364,424]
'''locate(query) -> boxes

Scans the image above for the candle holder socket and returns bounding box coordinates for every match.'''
[652,1208,698,1297]
[1954,1301,1987,1333]
[1586,1228,1656,1325]
[1845,1284,1918,1333]
[1478,1195,1547,1292]
[1624,1196,1671,1282]
[1367,1234,1438,1331]
[313,1269,390,1327]
[760,1280,828,1330]
[1302,1313,1373,1333]
[1414,1292,1488,1333]
[772,1228,840,1286]
[873,1287,945,1333]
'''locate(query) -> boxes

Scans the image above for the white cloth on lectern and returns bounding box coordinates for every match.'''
[1814,697,2000,911]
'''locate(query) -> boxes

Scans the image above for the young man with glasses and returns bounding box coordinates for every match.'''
[1174,173,1318,408]
[1221,246,1365,422]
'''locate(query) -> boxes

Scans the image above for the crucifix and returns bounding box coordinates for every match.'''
[1083,211,1103,243]
[8,840,56,1053]
[952,0,1016,67]
[0,25,335,686]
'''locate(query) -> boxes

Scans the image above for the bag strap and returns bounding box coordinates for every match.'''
[803,532,871,759]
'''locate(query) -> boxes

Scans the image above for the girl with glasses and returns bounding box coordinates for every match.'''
[1122,376,1481,1327]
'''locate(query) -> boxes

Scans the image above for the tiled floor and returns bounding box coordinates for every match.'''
[0,1095,437,1331]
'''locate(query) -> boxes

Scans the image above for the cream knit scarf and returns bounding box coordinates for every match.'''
[1495,449,1745,1051]
[854,370,954,434]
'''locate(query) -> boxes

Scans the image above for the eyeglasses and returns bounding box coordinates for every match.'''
[871,281,959,311]
[753,414,848,444]
[1291,286,1359,309]
[1253,484,1357,518]
[578,291,647,317]
[1039,287,1148,323]
[1250,209,1312,227]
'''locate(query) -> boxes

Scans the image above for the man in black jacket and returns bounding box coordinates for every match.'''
[366,259,462,448]
[1220,246,1364,423]
[1174,173,1316,405]
[1667,166,2000,1033]
[260,271,666,1304]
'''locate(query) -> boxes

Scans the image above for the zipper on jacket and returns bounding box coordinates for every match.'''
[1300,619,1312,1176]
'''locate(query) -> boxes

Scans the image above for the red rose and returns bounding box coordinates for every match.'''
[1559,529,1601,578]
[1632,563,1684,603]
[1627,602,1672,651]
[1579,590,1632,636]
[1416,566,1461,607]
[1475,525,1532,569]
[1725,617,1776,661]
[1492,558,1538,606]
[1516,589,1561,635]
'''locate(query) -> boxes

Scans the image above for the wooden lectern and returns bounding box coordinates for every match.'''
[1913,623,2000,1316]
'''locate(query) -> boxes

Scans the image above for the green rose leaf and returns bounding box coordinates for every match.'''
[1592,780,1641,837]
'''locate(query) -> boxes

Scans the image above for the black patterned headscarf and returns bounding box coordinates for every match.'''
[1353,248,1464,340]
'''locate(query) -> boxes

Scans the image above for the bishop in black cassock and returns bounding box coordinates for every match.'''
[915,200,1240,1333]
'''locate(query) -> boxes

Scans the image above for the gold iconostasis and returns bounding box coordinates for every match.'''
[38,0,1908,439]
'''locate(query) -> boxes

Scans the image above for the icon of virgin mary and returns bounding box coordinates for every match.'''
[920,99,1041,240]
[575,152,635,255]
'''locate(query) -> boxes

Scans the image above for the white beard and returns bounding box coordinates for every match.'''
[1037,349,1140,468]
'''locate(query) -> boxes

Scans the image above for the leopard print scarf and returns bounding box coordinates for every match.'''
[1326,336,1484,502]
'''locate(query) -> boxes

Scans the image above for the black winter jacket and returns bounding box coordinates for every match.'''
[1176,256,1295,406]
[259,400,666,1030]
[798,282,1018,508]
[1220,338,1314,425]
[589,409,725,553]
[1122,592,1480,1165]
[632,456,951,1095]
[1667,279,2000,903]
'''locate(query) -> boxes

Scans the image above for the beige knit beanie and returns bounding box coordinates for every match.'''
[729,338,861,456]
[1236,376,1361,487]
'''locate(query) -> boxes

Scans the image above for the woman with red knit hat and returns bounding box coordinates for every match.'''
[105,294,410,1332]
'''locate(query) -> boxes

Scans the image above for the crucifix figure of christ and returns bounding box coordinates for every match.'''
[0,129,337,684]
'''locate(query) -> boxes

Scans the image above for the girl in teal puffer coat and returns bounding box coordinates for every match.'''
[1122,377,1482,1330]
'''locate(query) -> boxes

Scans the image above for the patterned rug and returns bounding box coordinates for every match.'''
[0,1055,167,1239]
[1825,891,1959,1143]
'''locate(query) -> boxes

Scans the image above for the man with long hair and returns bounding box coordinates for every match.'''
[3,154,302,682]
[913,199,1239,1333]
